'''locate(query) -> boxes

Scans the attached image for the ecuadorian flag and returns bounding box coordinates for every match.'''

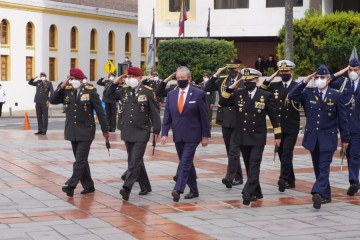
[178,0,187,37]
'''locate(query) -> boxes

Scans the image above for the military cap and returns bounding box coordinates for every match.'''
[152,72,159,76]
[240,68,262,80]
[70,68,85,79]
[203,73,209,77]
[315,65,330,75]
[277,60,295,70]
[40,72,47,77]
[127,67,143,77]
[349,57,360,67]
[226,58,242,68]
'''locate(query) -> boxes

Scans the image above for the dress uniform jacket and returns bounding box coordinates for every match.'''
[155,81,178,98]
[28,78,54,103]
[50,84,109,141]
[96,78,116,104]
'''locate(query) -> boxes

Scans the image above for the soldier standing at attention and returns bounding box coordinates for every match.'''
[97,72,117,132]
[261,60,300,192]
[289,65,349,209]
[106,67,161,201]
[219,68,281,205]
[200,73,217,127]
[50,68,109,197]
[28,72,54,135]
[205,58,244,188]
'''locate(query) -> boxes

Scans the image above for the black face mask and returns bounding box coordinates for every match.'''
[177,79,189,88]
[280,74,292,82]
[228,69,238,79]
[244,81,256,91]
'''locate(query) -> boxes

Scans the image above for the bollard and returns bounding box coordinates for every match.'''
[9,107,12,118]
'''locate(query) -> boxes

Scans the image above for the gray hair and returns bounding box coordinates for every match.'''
[176,66,191,78]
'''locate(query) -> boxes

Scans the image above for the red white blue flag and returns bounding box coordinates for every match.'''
[178,0,187,37]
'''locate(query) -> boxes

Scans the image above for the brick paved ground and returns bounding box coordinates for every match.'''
[0,128,360,240]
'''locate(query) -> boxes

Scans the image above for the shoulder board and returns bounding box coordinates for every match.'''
[85,86,94,90]
[220,75,227,78]
[122,84,130,88]
[335,89,340,92]
[144,85,153,91]
[65,86,73,89]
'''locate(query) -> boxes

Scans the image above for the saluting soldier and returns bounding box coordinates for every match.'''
[205,58,244,188]
[97,72,117,132]
[106,67,161,201]
[142,72,163,108]
[219,68,281,205]
[261,60,300,192]
[50,68,109,197]
[328,57,360,196]
[28,72,54,135]
[200,73,217,126]
[289,65,349,209]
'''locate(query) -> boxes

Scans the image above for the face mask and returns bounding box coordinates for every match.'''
[41,77,46,81]
[349,71,359,81]
[228,69,237,79]
[280,74,291,82]
[71,80,81,89]
[83,79,87,83]
[125,77,139,88]
[125,58,129,62]
[244,81,256,91]
[153,77,159,81]
[109,76,114,81]
[258,58,261,62]
[177,79,189,88]
[269,57,273,61]
[204,77,209,82]
[315,77,327,89]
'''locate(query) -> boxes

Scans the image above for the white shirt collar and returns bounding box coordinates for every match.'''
[248,87,257,98]
[283,80,292,87]
[318,86,328,98]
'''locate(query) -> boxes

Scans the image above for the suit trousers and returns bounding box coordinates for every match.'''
[346,133,360,184]
[123,141,151,192]
[174,141,199,193]
[105,102,117,131]
[240,145,265,196]
[310,140,334,199]
[223,127,243,181]
[35,103,48,133]
[66,140,94,189]
[278,132,298,183]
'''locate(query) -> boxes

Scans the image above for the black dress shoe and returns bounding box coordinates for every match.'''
[321,197,331,204]
[171,190,180,202]
[232,179,243,186]
[222,178,232,188]
[286,182,296,189]
[242,192,257,205]
[347,183,360,196]
[121,174,126,181]
[312,193,322,209]
[34,131,42,135]
[40,132,46,135]
[62,186,74,197]
[255,193,263,200]
[184,192,199,199]
[81,187,95,194]
[139,189,152,195]
[173,175,178,182]
[120,188,130,201]
[278,179,286,192]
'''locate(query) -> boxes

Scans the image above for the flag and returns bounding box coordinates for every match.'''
[206,8,210,38]
[147,18,155,69]
[349,46,358,61]
[178,0,187,37]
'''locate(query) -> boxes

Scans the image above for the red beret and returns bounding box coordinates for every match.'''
[70,68,85,79]
[127,67,143,77]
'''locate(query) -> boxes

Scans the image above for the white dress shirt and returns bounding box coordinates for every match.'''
[178,84,190,106]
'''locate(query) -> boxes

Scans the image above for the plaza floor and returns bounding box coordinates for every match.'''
[0,129,359,240]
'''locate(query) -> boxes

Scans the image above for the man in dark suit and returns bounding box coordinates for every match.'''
[97,72,117,132]
[261,60,300,192]
[205,58,244,188]
[28,72,54,135]
[161,66,211,202]
[50,68,109,197]
[219,68,281,205]
[255,55,265,76]
[289,65,349,209]
[200,73,217,126]
[328,58,360,196]
[106,67,161,201]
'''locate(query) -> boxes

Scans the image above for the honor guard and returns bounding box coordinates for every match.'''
[50,68,109,197]
[261,60,300,192]
[97,72,117,132]
[28,72,54,135]
[289,65,349,209]
[200,73,217,127]
[205,58,244,188]
[142,72,163,107]
[329,57,360,196]
[105,67,161,201]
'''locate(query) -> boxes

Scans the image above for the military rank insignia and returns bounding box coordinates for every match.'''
[138,95,148,102]
[255,101,265,109]
[81,93,90,101]
[327,99,334,105]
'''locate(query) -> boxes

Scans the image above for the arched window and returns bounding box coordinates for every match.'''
[1,19,9,45]
[125,32,131,53]
[49,24,57,48]
[70,27,78,49]
[141,38,147,54]
[90,28,97,51]
[108,31,115,52]
[26,22,34,46]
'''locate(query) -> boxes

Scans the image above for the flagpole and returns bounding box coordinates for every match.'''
[152,8,156,72]
[208,7,210,38]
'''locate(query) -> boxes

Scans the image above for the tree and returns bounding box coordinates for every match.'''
[284,0,294,62]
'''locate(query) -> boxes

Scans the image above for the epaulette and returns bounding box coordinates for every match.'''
[144,85,153,91]
[122,84,130,88]
[220,75,227,78]
[85,86,94,90]
[335,89,339,92]
[65,86,73,89]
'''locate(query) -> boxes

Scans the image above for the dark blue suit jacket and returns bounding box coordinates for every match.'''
[161,86,211,142]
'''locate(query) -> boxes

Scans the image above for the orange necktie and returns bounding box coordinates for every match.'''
[178,91,185,114]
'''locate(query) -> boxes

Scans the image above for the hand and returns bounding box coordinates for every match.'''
[267,70,280,82]
[229,79,242,89]
[3,101,5,104]
[342,143,349,150]
[275,139,281,147]
[304,72,316,83]
[61,76,71,88]
[335,66,350,78]
[153,134,159,142]
[215,66,227,77]
[165,72,176,83]
[114,74,127,84]
[209,104,214,110]
[103,132,109,138]
[46,101,49,108]
[161,136,168,145]
[201,138,209,147]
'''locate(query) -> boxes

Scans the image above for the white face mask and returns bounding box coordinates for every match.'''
[125,77,139,88]
[109,76,114,81]
[204,77,209,82]
[41,77,46,81]
[315,77,327,89]
[349,71,359,81]
[71,80,81,89]
[83,79,87,83]
[153,77,159,81]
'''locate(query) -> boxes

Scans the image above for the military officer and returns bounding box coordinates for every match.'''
[288,65,349,209]
[219,68,281,205]
[261,60,300,192]
[106,67,161,201]
[142,72,163,107]
[200,73,217,126]
[50,68,109,197]
[28,72,54,135]
[328,57,360,196]
[97,72,117,132]
[205,58,244,188]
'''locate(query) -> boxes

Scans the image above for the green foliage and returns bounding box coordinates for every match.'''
[277,11,360,75]
[156,38,237,83]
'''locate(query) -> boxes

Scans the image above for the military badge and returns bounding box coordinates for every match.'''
[138,95,148,102]
[81,93,90,101]
[141,106,145,112]
[274,90,279,99]
[327,99,334,105]
[255,101,265,109]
